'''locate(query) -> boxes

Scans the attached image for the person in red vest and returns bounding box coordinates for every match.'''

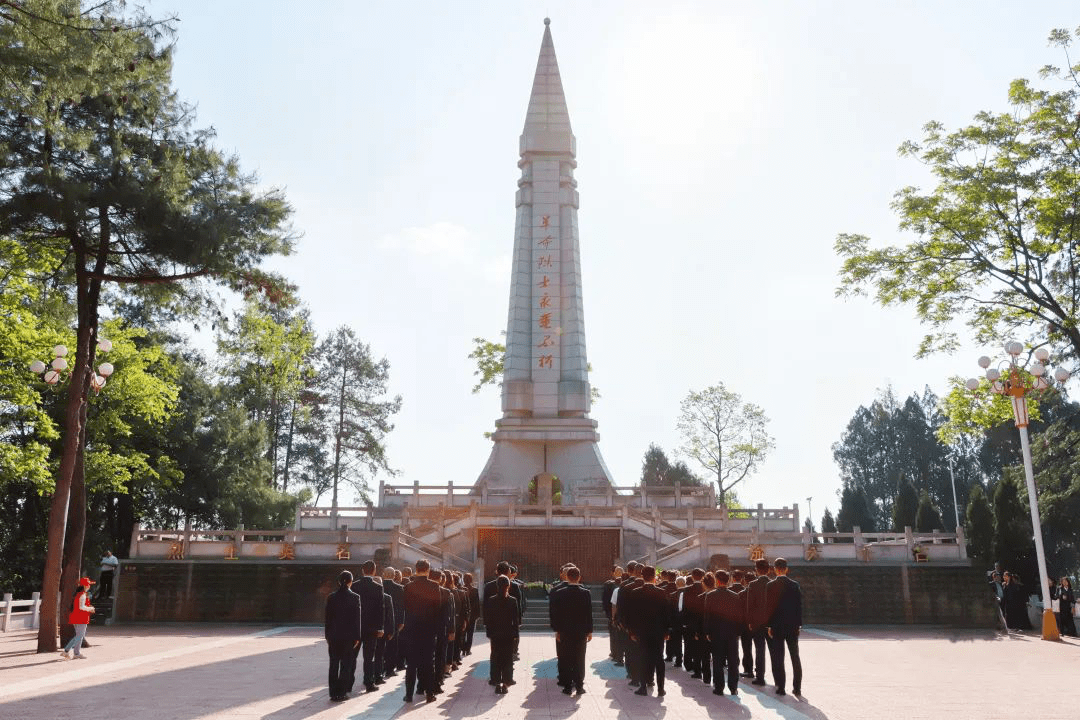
[60,577,96,660]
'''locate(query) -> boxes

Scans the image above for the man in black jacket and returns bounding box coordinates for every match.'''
[402,559,442,703]
[354,560,386,693]
[601,565,622,662]
[324,571,363,702]
[630,565,671,698]
[766,558,803,696]
[551,566,593,695]
[704,570,744,696]
[373,576,396,685]
[615,562,644,685]
[728,569,753,678]
[381,567,405,678]
[745,559,771,686]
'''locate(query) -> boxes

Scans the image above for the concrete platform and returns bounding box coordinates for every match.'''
[0,624,1076,719]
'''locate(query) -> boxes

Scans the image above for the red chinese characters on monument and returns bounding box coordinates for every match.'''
[535,214,559,372]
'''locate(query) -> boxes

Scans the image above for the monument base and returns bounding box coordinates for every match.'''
[476,416,615,494]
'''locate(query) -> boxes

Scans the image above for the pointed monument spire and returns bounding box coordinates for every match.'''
[476,19,614,494]
[521,18,575,156]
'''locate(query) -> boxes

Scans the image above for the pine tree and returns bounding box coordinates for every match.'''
[892,480,919,531]
[915,489,943,533]
[965,484,994,563]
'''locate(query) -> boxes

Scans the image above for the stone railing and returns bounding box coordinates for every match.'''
[376,480,720,509]
[1,592,41,632]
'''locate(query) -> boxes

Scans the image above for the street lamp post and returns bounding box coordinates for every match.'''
[947,456,961,532]
[966,340,1068,641]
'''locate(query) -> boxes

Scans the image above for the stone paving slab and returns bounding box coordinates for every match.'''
[0,625,1077,719]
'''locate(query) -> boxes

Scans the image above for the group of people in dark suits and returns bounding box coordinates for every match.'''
[323,559,481,703]
[603,557,803,698]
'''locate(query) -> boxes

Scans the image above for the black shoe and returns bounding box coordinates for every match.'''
[364,684,377,693]
[729,687,739,696]
[375,677,385,685]
[575,686,585,695]
[657,688,666,697]
[505,679,516,686]
[740,672,753,678]
[776,688,786,696]
[691,672,702,679]
[562,686,572,695]
[634,686,647,696]
[751,678,766,686]
[628,680,640,687]
[330,695,347,703]
[488,679,497,686]
[794,687,801,696]
[385,670,398,678]
[497,684,507,694]
[713,687,724,695]
[426,692,437,703]
[674,661,682,668]
[613,661,625,667]
[403,694,414,702]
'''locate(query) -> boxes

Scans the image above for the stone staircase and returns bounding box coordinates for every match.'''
[518,585,608,634]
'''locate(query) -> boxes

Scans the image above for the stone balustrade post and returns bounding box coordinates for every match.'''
[437,503,446,541]
[674,484,682,508]
[653,506,661,543]
[793,503,800,532]
[390,529,400,565]
[955,524,966,557]
[640,484,648,508]
[413,480,420,504]
[2,592,11,632]
[904,526,914,556]
[687,506,695,534]
[509,499,516,526]
[757,503,765,532]
[31,591,41,629]
[447,481,454,507]
[606,486,614,506]
[130,522,142,558]
[854,525,864,550]
[366,501,374,531]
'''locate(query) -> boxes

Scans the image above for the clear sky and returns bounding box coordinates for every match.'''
[152,1,1077,520]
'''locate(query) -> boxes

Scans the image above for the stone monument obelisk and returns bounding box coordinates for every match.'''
[476,19,615,498]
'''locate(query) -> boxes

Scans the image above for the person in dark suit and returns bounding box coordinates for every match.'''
[373,576,396,685]
[745,559,771,686]
[728,570,752,678]
[401,559,442,703]
[615,562,644,685]
[381,567,405,678]
[451,572,468,667]
[353,560,385,692]
[463,573,481,655]
[552,566,593,695]
[629,565,671,698]
[429,569,455,688]
[1002,571,1033,630]
[509,565,525,659]
[601,565,622,662]
[324,570,363,702]
[484,575,520,695]
[682,568,707,679]
[765,557,802,696]
[548,564,572,690]
[704,569,744,696]
[483,561,513,685]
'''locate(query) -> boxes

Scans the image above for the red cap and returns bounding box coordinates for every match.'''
[78,577,96,586]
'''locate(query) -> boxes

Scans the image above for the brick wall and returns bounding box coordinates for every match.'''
[477,528,620,584]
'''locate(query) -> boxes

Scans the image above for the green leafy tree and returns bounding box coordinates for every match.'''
[892,480,918,531]
[915,489,943,533]
[836,486,876,537]
[1029,416,1080,575]
[821,508,837,540]
[0,0,294,651]
[993,474,1035,576]
[639,443,701,487]
[965,484,995,563]
[316,327,401,508]
[836,27,1080,362]
[677,383,774,501]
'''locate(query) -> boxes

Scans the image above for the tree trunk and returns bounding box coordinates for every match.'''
[331,362,347,510]
[282,395,297,493]
[59,411,89,649]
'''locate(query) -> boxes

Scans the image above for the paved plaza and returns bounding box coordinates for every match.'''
[0,625,1076,720]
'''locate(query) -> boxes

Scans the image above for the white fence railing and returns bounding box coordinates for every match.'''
[1,592,41,632]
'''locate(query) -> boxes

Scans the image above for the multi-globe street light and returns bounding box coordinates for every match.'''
[28,339,115,390]
[966,340,1069,641]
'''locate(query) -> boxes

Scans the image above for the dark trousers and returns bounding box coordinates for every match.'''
[374,634,388,679]
[97,570,114,599]
[640,636,666,691]
[463,618,477,652]
[360,631,380,686]
[769,631,802,693]
[490,636,515,685]
[562,634,587,689]
[404,635,437,697]
[666,626,683,663]
[607,619,621,660]
[751,628,768,681]
[625,634,642,682]
[555,635,566,686]
[327,640,357,698]
[710,633,739,692]
[696,633,712,683]
[383,632,398,674]
[739,628,753,674]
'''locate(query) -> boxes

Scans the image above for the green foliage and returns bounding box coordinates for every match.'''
[836,486,876,535]
[639,443,702,487]
[915,489,943,533]
[677,382,773,498]
[820,507,837,534]
[965,484,995,563]
[833,386,972,530]
[993,474,1034,571]
[938,376,1043,445]
[835,27,1080,362]
[316,327,402,506]
[892,480,918,532]
[1029,416,1080,575]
